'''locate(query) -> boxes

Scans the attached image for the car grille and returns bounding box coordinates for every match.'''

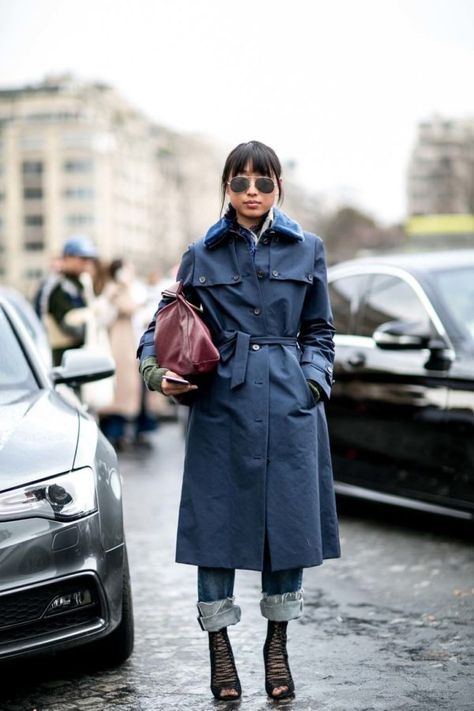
[0,575,103,646]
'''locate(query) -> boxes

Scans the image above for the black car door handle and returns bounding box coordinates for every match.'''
[347,352,366,368]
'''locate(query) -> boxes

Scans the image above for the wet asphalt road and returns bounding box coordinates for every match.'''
[0,420,473,711]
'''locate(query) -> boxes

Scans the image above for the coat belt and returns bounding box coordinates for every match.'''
[216,331,298,389]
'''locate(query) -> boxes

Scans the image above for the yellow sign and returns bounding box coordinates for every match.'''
[406,214,474,235]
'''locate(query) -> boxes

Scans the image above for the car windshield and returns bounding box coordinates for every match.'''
[433,266,474,343]
[0,307,39,404]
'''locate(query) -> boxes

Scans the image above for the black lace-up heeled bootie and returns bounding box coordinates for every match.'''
[208,627,242,700]
[263,620,295,699]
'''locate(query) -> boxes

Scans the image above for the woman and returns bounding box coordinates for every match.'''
[98,258,142,449]
[137,141,340,700]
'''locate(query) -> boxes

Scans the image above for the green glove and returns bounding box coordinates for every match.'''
[307,379,322,403]
[140,356,168,393]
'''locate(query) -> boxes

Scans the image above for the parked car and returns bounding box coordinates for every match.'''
[327,249,474,521]
[0,286,52,368]
[0,296,134,667]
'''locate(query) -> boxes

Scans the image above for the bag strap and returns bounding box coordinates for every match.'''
[161,281,183,299]
[161,280,202,313]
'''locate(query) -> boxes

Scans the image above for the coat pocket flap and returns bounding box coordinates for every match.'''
[192,257,243,287]
[268,268,314,284]
[269,240,315,283]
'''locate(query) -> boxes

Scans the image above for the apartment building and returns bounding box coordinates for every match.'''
[407,115,474,216]
[0,75,220,295]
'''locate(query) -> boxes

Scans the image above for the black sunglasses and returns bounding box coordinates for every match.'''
[228,176,276,194]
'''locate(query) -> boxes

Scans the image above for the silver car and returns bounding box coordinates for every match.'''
[0,285,52,368]
[0,296,134,667]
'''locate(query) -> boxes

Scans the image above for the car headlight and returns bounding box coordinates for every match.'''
[0,468,97,522]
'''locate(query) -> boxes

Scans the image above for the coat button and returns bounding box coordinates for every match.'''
[253,308,261,315]
[307,274,313,282]
[199,276,206,283]
[261,237,269,245]
[233,274,240,281]
[272,270,279,277]
[251,344,261,351]
[257,271,265,279]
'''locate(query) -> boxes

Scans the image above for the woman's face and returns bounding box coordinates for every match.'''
[226,162,279,229]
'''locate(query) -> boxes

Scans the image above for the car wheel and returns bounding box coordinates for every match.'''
[82,546,134,668]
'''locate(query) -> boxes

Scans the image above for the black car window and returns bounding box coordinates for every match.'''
[358,274,433,338]
[434,266,474,343]
[0,307,38,403]
[329,275,369,335]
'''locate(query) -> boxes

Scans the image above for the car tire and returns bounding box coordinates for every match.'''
[82,546,134,668]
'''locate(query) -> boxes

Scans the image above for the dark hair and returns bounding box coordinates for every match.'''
[220,140,283,213]
[109,258,123,280]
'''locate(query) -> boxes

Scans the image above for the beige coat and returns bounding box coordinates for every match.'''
[99,281,142,418]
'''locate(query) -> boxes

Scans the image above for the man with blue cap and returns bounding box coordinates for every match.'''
[39,235,99,365]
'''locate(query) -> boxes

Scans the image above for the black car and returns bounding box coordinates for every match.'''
[327,249,474,521]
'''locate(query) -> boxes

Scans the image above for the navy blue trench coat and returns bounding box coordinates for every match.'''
[138,208,341,572]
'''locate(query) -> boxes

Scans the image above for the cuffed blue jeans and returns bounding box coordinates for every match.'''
[197,542,304,632]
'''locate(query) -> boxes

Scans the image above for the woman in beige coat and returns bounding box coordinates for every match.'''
[98,259,142,449]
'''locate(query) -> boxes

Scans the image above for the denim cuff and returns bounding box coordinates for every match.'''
[197,596,241,632]
[260,590,304,621]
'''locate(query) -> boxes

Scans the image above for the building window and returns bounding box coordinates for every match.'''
[24,242,44,252]
[25,215,44,226]
[62,132,95,148]
[65,214,94,227]
[24,267,44,278]
[22,161,44,174]
[63,187,95,199]
[24,187,43,199]
[21,136,44,150]
[63,159,93,173]
[25,112,80,122]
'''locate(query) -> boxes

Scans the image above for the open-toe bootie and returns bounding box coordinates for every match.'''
[263,621,295,699]
[208,627,242,700]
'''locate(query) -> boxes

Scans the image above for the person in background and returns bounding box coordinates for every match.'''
[33,254,63,319]
[78,257,117,416]
[131,267,180,445]
[98,258,142,450]
[90,256,110,297]
[39,236,98,366]
[137,141,340,701]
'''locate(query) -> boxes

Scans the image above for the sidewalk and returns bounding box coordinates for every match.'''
[121,422,474,710]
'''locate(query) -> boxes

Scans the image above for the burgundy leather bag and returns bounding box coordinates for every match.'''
[154,281,220,377]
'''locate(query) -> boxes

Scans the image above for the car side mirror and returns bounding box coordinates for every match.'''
[373,320,431,350]
[51,348,115,386]
[424,338,454,370]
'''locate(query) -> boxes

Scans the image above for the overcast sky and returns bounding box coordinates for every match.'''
[0,0,473,224]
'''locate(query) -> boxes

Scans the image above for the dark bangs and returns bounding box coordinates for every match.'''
[220,140,283,212]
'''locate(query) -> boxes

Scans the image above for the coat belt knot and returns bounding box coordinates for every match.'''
[216,331,298,389]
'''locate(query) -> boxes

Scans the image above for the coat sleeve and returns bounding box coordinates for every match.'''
[298,236,335,401]
[136,244,199,363]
